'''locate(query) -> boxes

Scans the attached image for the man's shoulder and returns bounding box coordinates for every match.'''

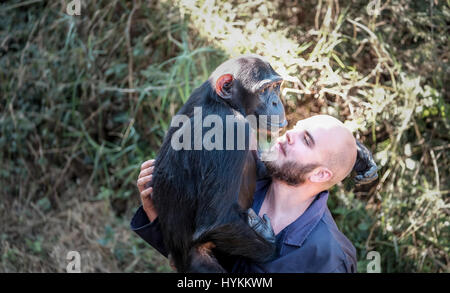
[307,215,353,251]
[301,209,357,272]
[277,218,353,272]
[301,218,346,257]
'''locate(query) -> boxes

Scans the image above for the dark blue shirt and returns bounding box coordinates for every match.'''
[130,177,357,273]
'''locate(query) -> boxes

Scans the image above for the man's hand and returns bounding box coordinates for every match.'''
[353,140,378,185]
[137,159,158,222]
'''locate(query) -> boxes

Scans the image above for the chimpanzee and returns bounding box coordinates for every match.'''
[150,55,286,272]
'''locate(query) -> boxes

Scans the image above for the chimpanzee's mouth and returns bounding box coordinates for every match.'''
[266,119,287,133]
[272,119,288,128]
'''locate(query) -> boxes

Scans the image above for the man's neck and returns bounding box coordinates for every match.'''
[259,179,322,235]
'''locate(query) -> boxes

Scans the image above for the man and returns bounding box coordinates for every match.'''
[131,114,375,272]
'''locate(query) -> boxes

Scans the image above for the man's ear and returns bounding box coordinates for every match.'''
[309,167,333,183]
[215,74,233,99]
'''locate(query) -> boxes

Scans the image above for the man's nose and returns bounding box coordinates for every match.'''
[286,131,294,145]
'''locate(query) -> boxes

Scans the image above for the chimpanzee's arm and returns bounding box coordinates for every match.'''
[130,205,168,258]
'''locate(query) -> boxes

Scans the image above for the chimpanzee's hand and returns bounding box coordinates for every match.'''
[353,140,378,185]
[137,159,158,222]
[247,208,276,244]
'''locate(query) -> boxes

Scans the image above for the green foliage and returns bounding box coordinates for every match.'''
[0,0,448,272]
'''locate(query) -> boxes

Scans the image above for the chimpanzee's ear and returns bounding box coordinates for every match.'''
[215,74,233,99]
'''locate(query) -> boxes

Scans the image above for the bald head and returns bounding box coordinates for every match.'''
[296,115,357,186]
[265,114,357,189]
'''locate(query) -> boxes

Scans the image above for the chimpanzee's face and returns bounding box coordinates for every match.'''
[210,55,287,130]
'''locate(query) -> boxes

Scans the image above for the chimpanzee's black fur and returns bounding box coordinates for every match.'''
[150,55,284,272]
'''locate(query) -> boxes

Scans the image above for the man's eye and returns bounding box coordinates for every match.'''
[304,135,310,146]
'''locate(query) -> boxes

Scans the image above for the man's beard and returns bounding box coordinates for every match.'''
[264,160,319,186]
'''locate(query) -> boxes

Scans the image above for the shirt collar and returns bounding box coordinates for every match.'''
[282,190,329,247]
